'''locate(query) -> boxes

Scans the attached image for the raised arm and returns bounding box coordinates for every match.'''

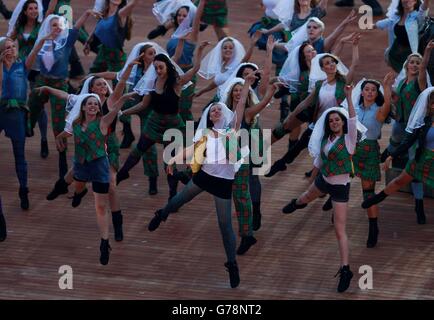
[418,40,434,91]
[376,72,395,123]
[179,41,210,86]
[318,0,328,12]
[45,0,59,18]
[241,31,261,63]
[171,38,185,63]
[245,81,279,123]
[258,35,276,97]
[74,9,95,31]
[118,0,137,20]
[234,73,256,130]
[100,94,133,135]
[190,0,206,43]
[324,9,357,53]
[25,32,54,70]
[34,86,70,101]
[91,71,117,80]
[330,32,358,57]
[122,94,151,116]
[345,35,360,84]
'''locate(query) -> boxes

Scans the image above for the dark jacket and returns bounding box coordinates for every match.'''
[390,116,433,161]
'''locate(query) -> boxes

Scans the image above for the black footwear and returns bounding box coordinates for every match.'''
[167,174,178,200]
[224,261,240,288]
[274,86,290,99]
[119,123,135,149]
[40,139,49,159]
[362,0,383,16]
[236,236,257,255]
[0,214,6,242]
[99,239,111,265]
[19,187,29,210]
[0,1,12,19]
[26,126,34,138]
[148,209,166,232]
[112,211,123,242]
[361,191,388,209]
[305,169,313,178]
[380,148,390,163]
[334,0,354,7]
[335,265,353,293]
[147,25,167,39]
[415,199,426,225]
[322,196,333,211]
[282,199,307,214]
[116,170,130,186]
[71,188,88,208]
[252,202,262,231]
[148,177,158,195]
[46,178,69,200]
[366,218,379,248]
[264,159,287,177]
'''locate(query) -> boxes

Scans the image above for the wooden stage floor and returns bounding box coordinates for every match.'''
[0,0,433,299]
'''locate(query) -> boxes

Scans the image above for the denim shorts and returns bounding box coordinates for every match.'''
[74,156,110,194]
[315,174,350,203]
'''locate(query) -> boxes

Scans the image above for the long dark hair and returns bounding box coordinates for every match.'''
[236,64,260,89]
[428,92,434,118]
[154,54,180,90]
[139,44,154,70]
[359,79,384,106]
[173,6,190,29]
[299,42,312,72]
[397,0,421,16]
[104,0,133,40]
[89,76,110,97]
[15,0,39,31]
[319,54,346,84]
[324,110,348,139]
[294,0,318,13]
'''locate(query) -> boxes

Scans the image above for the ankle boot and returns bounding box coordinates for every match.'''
[112,211,123,241]
[58,151,68,178]
[265,158,287,177]
[252,202,262,231]
[19,187,29,210]
[0,1,12,19]
[322,196,333,211]
[0,213,6,242]
[71,188,88,208]
[148,209,166,231]
[415,199,426,225]
[116,154,141,185]
[147,25,168,39]
[282,198,307,214]
[148,176,158,195]
[167,174,178,200]
[362,191,388,209]
[47,178,69,200]
[40,139,49,159]
[236,236,257,255]
[335,265,353,293]
[99,238,111,265]
[366,218,379,248]
[224,261,240,288]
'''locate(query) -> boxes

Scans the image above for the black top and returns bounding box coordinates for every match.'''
[101,100,117,134]
[394,24,411,47]
[151,86,179,115]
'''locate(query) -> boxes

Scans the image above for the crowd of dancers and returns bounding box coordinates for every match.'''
[0,0,433,293]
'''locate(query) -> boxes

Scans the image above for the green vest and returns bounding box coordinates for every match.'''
[396,79,420,124]
[73,120,107,164]
[17,24,40,60]
[312,78,346,122]
[320,135,353,177]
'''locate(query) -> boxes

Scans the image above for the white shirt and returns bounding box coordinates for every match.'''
[201,133,236,180]
[314,117,358,185]
[318,82,337,118]
[263,0,280,19]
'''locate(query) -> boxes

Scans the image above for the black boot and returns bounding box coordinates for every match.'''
[0,213,6,242]
[59,151,68,179]
[252,202,262,231]
[415,199,426,225]
[19,187,29,210]
[167,174,178,200]
[362,191,388,209]
[148,209,166,232]
[47,178,69,200]
[265,158,287,177]
[40,139,49,159]
[148,176,158,195]
[334,0,354,7]
[99,238,111,265]
[224,261,240,288]
[305,169,313,178]
[366,218,379,248]
[147,25,167,39]
[120,122,135,149]
[322,196,333,211]
[0,1,12,19]
[380,148,390,163]
[70,189,88,208]
[362,0,383,16]
[236,236,257,255]
[335,265,353,293]
[112,211,123,241]
[282,198,307,214]
[116,154,141,185]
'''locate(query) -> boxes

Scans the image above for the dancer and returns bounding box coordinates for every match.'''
[362,87,434,217]
[282,85,366,293]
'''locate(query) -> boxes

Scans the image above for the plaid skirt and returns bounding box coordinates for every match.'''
[405,148,434,189]
[201,0,228,27]
[143,111,185,144]
[106,132,120,171]
[386,41,412,74]
[90,45,127,73]
[353,140,381,182]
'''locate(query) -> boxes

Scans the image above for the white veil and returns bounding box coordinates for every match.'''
[219,77,260,107]
[285,17,324,54]
[406,86,434,133]
[279,44,302,91]
[194,102,234,142]
[272,0,295,25]
[35,14,69,51]
[64,94,101,134]
[340,78,385,111]
[308,53,349,92]
[7,0,44,37]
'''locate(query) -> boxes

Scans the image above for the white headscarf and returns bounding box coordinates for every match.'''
[279,44,302,91]
[406,86,434,133]
[393,53,432,90]
[198,37,246,80]
[272,0,295,25]
[219,77,260,107]
[152,0,197,38]
[340,78,384,111]
[80,75,113,95]
[285,17,324,54]
[308,53,349,92]
[117,42,166,85]
[35,14,69,51]
[194,102,234,142]
[7,0,44,37]
[133,53,191,96]
[217,63,260,101]
[308,107,367,158]
[64,94,101,134]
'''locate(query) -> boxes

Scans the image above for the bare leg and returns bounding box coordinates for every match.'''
[94,192,110,240]
[333,201,349,266]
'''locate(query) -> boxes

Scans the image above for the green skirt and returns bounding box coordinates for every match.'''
[107,132,120,171]
[386,41,412,74]
[202,0,228,27]
[405,148,434,189]
[143,111,185,144]
[353,140,381,182]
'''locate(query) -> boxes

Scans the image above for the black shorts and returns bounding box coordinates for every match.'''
[73,177,110,194]
[295,106,314,123]
[314,174,350,203]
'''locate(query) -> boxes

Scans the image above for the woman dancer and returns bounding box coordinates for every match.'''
[362,87,434,217]
[282,85,365,293]
[8,0,49,159]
